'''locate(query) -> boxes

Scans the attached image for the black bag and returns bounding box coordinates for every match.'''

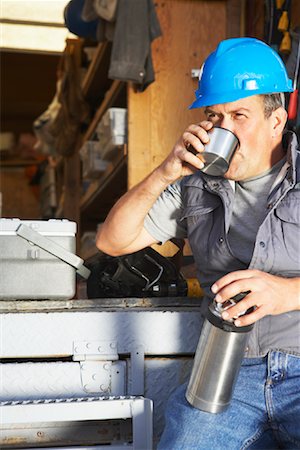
[87,246,187,298]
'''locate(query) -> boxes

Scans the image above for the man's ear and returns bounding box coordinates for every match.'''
[271,106,288,138]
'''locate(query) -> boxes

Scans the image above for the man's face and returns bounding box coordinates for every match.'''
[204,95,284,181]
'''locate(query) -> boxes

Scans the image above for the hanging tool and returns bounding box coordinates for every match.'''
[276,0,285,8]
[278,0,292,54]
[278,8,289,32]
[277,0,292,54]
[280,31,291,53]
[288,36,300,121]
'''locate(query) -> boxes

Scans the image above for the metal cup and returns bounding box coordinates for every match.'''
[199,127,239,176]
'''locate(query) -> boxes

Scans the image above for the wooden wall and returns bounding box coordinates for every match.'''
[128,0,229,188]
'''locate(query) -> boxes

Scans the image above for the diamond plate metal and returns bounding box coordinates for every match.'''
[0,310,203,358]
[0,361,126,401]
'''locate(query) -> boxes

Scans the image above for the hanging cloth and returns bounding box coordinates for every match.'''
[108,0,162,91]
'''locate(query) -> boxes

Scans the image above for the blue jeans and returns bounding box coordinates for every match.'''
[158,351,300,449]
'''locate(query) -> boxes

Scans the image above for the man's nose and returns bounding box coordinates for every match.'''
[218,117,235,134]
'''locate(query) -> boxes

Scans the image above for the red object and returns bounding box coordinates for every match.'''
[288,89,298,120]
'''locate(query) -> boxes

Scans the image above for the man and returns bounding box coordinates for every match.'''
[96,38,300,449]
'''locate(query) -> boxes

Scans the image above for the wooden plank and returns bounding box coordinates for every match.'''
[0,159,40,167]
[83,80,125,142]
[80,151,126,211]
[60,39,83,249]
[227,0,244,37]
[82,43,107,94]
[127,83,152,190]
[81,41,112,102]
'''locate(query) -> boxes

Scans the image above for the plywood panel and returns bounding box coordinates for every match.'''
[128,0,227,188]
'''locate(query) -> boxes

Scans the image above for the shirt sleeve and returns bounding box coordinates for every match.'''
[143,179,187,244]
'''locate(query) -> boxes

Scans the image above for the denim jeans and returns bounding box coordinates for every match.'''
[158,351,300,450]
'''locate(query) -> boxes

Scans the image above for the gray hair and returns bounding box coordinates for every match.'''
[262,93,285,118]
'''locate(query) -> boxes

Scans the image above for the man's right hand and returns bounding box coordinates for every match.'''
[156,120,214,184]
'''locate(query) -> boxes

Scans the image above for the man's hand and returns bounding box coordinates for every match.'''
[211,270,300,327]
[156,121,213,184]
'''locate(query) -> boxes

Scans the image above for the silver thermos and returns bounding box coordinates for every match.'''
[186,292,253,413]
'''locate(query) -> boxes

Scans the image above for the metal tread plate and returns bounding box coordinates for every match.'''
[0,309,204,357]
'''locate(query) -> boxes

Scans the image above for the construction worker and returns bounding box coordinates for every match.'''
[96,37,300,449]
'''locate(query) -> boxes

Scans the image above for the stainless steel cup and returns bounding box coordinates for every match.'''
[200,127,239,176]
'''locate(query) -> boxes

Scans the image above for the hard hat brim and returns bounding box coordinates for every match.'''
[189,87,293,109]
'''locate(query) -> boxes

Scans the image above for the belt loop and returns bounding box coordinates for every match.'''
[268,350,288,381]
[267,350,273,379]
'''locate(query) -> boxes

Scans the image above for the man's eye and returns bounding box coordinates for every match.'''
[235,113,246,119]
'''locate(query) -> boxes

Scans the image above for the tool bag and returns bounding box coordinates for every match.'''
[87,246,187,298]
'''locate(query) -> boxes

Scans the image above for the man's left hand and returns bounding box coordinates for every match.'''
[211,270,300,327]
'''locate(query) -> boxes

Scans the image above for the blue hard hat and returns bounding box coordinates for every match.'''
[64,0,98,39]
[190,37,293,109]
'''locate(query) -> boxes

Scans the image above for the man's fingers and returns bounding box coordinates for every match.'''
[182,122,213,152]
[220,292,256,321]
[176,146,205,169]
[233,305,267,327]
[212,270,260,294]
[214,280,255,304]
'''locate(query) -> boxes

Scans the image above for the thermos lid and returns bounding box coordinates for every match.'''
[207,292,254,333]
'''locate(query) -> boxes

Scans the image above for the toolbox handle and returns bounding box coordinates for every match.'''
[16,224,91,279]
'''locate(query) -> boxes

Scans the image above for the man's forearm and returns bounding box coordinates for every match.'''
[96,167,170,255]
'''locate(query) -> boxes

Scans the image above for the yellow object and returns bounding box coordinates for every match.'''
[280,31,291,54]
[187,278,204,298]
[278,11,289,32]
[276,0,285,9]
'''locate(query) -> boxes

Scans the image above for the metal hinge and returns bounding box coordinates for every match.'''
[73,340,119,361]
[73,340,125,394]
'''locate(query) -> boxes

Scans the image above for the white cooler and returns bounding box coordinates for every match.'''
[0,219,90,300]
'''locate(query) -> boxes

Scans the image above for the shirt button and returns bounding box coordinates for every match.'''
[259,241,266,248]
[219,237,224,244]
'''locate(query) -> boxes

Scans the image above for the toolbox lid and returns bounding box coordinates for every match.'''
[0,218,77,235]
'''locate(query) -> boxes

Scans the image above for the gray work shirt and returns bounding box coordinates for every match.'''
[144,132,300,357]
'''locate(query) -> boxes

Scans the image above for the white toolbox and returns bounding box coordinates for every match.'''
[0,219,90,300]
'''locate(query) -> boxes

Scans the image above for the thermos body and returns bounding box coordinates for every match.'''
[185,317,250,413]
[186,293,253,414]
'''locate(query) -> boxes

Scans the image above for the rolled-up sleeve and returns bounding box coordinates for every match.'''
[144,179,187,243]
